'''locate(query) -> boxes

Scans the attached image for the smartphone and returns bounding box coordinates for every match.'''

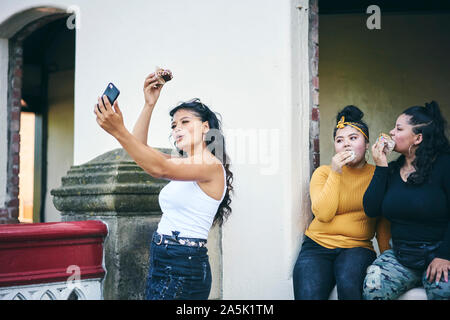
[102,82,120,105]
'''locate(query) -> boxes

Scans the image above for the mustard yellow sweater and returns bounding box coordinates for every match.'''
[305,164,391,253]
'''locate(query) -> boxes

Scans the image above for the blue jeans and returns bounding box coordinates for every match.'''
[293,236,376,300]
[145,232,212,300]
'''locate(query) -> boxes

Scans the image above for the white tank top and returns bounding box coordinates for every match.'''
[156,165,227,239]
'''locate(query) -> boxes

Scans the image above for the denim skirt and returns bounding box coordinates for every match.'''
[145,232,212,300]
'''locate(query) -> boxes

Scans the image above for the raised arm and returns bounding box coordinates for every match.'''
[363,166,389,217]
[309,166,341,223]
[309,150,356,223]
[132,103,155,145]
[131,72,172,158]
[115,126,219,181]
[363,140,390,217]
[95,93,219,182]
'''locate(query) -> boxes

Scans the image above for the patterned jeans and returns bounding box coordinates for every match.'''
[362,249,450,300]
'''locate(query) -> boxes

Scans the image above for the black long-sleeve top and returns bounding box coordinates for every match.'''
[363,154,450,260]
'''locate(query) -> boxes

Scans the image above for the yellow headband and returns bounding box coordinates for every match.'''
[336,116,369,140]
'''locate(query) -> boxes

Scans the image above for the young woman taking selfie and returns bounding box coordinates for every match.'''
[94,72,233,300]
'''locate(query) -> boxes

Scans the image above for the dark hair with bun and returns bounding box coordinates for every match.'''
[391,101,450,185]
[333,105,369,142]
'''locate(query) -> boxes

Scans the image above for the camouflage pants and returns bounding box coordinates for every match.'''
[362,249,450,300]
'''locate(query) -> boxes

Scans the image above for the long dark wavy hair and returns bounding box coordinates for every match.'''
[169,98,233,226]
[391,101,450,185]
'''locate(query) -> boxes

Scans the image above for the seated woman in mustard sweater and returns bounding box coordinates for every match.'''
[292,105,391,300]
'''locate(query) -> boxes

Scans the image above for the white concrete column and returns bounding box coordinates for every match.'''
[286,0,312,278]
[222,0,311,299]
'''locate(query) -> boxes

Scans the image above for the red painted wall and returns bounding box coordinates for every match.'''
[0,220,107,287]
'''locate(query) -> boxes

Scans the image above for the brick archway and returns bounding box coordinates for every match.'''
[0,7,69,224]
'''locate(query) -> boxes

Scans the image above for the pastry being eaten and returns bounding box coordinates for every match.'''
[378,133,396,154]
[154,67,173,87]
[347,150,356,161]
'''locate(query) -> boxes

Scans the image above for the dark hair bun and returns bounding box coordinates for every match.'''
[336,105,364,124]
[333,105,369,141]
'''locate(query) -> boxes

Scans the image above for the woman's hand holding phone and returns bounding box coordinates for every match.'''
[94,95,125,138]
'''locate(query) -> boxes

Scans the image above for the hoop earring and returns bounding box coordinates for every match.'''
[408,144,413,156]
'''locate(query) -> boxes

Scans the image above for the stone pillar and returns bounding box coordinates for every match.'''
[51,148,170,300]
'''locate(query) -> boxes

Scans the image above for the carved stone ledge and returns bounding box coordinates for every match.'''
[51,148,171,300]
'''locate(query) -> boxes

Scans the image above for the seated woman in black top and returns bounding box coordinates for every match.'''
[362,101,450,300]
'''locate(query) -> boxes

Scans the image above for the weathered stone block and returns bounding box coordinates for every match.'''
[51,148,170,300]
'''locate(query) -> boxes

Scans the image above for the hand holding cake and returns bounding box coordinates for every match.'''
[143,66,173,107]
[377,133,396,155]
[371,133,395,167]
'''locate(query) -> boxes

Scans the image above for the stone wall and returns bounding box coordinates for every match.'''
[51,148,169,300]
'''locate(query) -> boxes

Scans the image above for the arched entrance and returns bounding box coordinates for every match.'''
[0,7,75,224]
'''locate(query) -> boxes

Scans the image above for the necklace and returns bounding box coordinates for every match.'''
[400,166,415,181]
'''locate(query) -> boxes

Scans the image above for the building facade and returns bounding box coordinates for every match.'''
[1,0,448,299]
